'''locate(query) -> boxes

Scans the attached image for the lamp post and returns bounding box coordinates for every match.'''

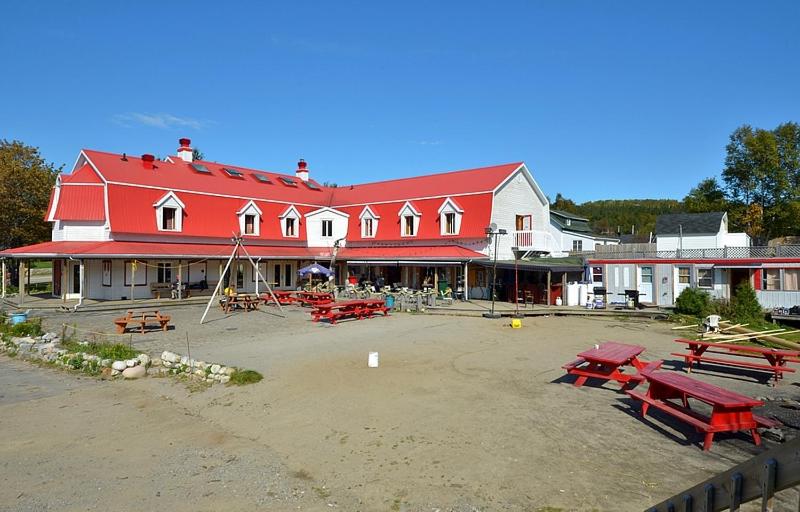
[483,226,507,319]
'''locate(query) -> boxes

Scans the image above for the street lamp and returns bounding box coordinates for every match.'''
[483,225,507,319]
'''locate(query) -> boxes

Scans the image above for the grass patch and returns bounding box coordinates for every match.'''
[61,340,139,361]
[31,261,52,269]
[1,318,44,338]
[228,369,263,386]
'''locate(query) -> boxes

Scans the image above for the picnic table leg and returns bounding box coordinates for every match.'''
[750,428,762,447]
[702,432,715,451]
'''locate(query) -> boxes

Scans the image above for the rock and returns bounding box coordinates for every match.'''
[122,365,146,379]
[223,367,235,376]
[194,369,206,378]
[111,369,121,376]
[162,361,172,368]
[125,359,138,368]
[150,357,161,367]
[100,367,113,379]
[42,332,56,341]
[763,428,785,443]
[161,351,180,363]
[111,360,128,371]
[180,356,190,366]
[101,359,112,367]
[196,361,207,370]
[210,364,222,374]
[137,354,151,367]
[219,376,231,384]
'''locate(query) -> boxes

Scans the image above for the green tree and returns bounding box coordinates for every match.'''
[551,193,579,214]
[0,140,60,250]
[721,122,800,241]
[683,177,728,213]
[729,282,764,324]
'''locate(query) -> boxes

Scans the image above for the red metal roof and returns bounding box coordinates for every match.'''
[53,186,105,221]
[1,241,487,261]
[62,163,103,184]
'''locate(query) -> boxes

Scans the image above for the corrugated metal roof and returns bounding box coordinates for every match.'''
[53,186,105,221]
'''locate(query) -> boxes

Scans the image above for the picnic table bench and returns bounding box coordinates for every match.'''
[310,299,389,324]
[260,290,297,306]
[114,310,171,334]
[562,341,662,389]
[672,338,799,384]
[626,370,779,451]
[297,291,334,307]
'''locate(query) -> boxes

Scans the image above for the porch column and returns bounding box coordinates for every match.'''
[1,259,6,299]
[464,262,469,300]
[78,259,85,306]
[255,258,261,295]
[178,260,183,300]
[18,260,26,306]
[546,270,551,306]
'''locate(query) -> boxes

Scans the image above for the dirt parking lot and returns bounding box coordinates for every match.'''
[1,304,798,511]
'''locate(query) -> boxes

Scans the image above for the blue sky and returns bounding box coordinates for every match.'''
[2,1,798,202]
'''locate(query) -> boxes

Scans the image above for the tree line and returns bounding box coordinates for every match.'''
[552,121,800,244]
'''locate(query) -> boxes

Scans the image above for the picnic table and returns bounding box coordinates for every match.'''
[310,299,389,324]
[114,310,171,334]
[626,370,779,451]
[296,291,334,307]
[261,290,297,306]
[221,294,259,313]
[672,338,800,384]
[562,341,662,389]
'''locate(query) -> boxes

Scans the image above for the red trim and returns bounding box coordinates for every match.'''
[753,269,762,290]
[588,258,800,265]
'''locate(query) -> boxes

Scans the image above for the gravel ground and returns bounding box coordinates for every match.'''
[1,305,798,511]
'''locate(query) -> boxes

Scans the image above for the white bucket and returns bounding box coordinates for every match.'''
[368,352,379,368]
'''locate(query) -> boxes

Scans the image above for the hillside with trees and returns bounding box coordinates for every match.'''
[551,121,800,243]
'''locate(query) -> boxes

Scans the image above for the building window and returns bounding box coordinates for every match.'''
[363,218,373,237]
[244,214,256,235]
[274,264,281,287]
[443,213,456,235]
[124,260,146,286]
[785,269,800,291]
[592,266,603,283]
[321,219,333,237]
[162,207,177,230]
[697,268,713,288]
[285,217,296,237]
[641,266,653,284]
[157,262,172,284]
[404,216,415,236]
[284,264,292,287]
[678,267,690,284]
[572,240,583,252]
[763,269,781,291]
[102,260,112,287]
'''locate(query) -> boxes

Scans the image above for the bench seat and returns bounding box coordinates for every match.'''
[626,389,712,432]
[671,352,795,373]
[561,357,586,370]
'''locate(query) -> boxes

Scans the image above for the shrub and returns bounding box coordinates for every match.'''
[60,340,139,361]
[729,282,764,325]
[674,287,712,317]
[228,369,263,386]
[6,318,43,337]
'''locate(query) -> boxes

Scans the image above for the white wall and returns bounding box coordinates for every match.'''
[723,232,751,247]
[657,234,719,251]
[52,221,110,241]
[489,169,549,259]
[305,210,348,247]
[547,224,616,253]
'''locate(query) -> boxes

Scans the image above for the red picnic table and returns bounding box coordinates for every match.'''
[672,338,799,384]
[260,290,297,306]
[310,299,389,324]
[297,291,334,307]
[562,341,662,389]
[626,370,779,451]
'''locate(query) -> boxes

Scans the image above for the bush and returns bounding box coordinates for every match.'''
[61,340,139,361]
[5,318,43,338]
[228,369,263,386]
[729,282,764,325]
[674,288,712,317]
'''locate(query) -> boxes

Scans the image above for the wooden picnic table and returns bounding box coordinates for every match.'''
[626,370,778,451]
[310,299,389,324]
[222,294,259,313]
[672,338,799,384]
[261,290,297,306]
[562,341,662,388]
[114,310,171,334]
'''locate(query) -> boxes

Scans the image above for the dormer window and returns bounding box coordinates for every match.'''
[437,197,463,236]
[280,205,300,238]
[359,205,380,239]
[237,200,262,237]
[153,191,185,232]
[565,219,571,226]
[321,219,333,238]
[398,201,421,237]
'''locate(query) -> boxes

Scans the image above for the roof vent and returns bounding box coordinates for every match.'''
[296,159,309,182]
[142,154,156,169]
[121,153,128,161]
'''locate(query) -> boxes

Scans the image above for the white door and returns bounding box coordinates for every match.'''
[65,261,81,300]
[638,266,653,303]
[674,266,691,298]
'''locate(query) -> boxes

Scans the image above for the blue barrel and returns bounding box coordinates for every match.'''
[385,295,395,309]
[10,312,28,325]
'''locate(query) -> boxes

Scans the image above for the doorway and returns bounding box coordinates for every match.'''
[638,266,654,303]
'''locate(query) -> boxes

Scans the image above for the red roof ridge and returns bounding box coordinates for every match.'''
[334,161,523,191]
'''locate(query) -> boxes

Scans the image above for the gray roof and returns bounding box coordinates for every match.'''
[549,209,593,234]
[655,212,725,235]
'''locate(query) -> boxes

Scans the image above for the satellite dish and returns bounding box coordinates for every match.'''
[489,222,497,231]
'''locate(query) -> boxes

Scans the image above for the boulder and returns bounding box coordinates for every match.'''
[210,364,222,374]
[223,367,235,376]
[137,354,151,367]
[122,365,146,379]
[101,359,112,367]
[220,376,231,384]
[126,359,138,368]
[161,351,180,363]
[180,356,190,366]
[111,360,128,371]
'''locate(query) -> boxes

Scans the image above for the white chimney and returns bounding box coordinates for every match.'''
[296,159,309,182]
[177,138,193,162]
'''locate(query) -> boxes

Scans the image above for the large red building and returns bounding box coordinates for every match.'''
[2,138,557,301]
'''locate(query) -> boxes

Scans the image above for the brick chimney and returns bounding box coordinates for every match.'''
[296,159,309,182]
[177,138,193,162]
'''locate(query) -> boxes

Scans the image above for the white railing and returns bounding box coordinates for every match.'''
[511,230,562,255]
[587,245,800,260]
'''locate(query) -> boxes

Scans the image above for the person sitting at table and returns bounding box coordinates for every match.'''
[170,279,180,299]
[422,275,432,289]
[375,275,385,289]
